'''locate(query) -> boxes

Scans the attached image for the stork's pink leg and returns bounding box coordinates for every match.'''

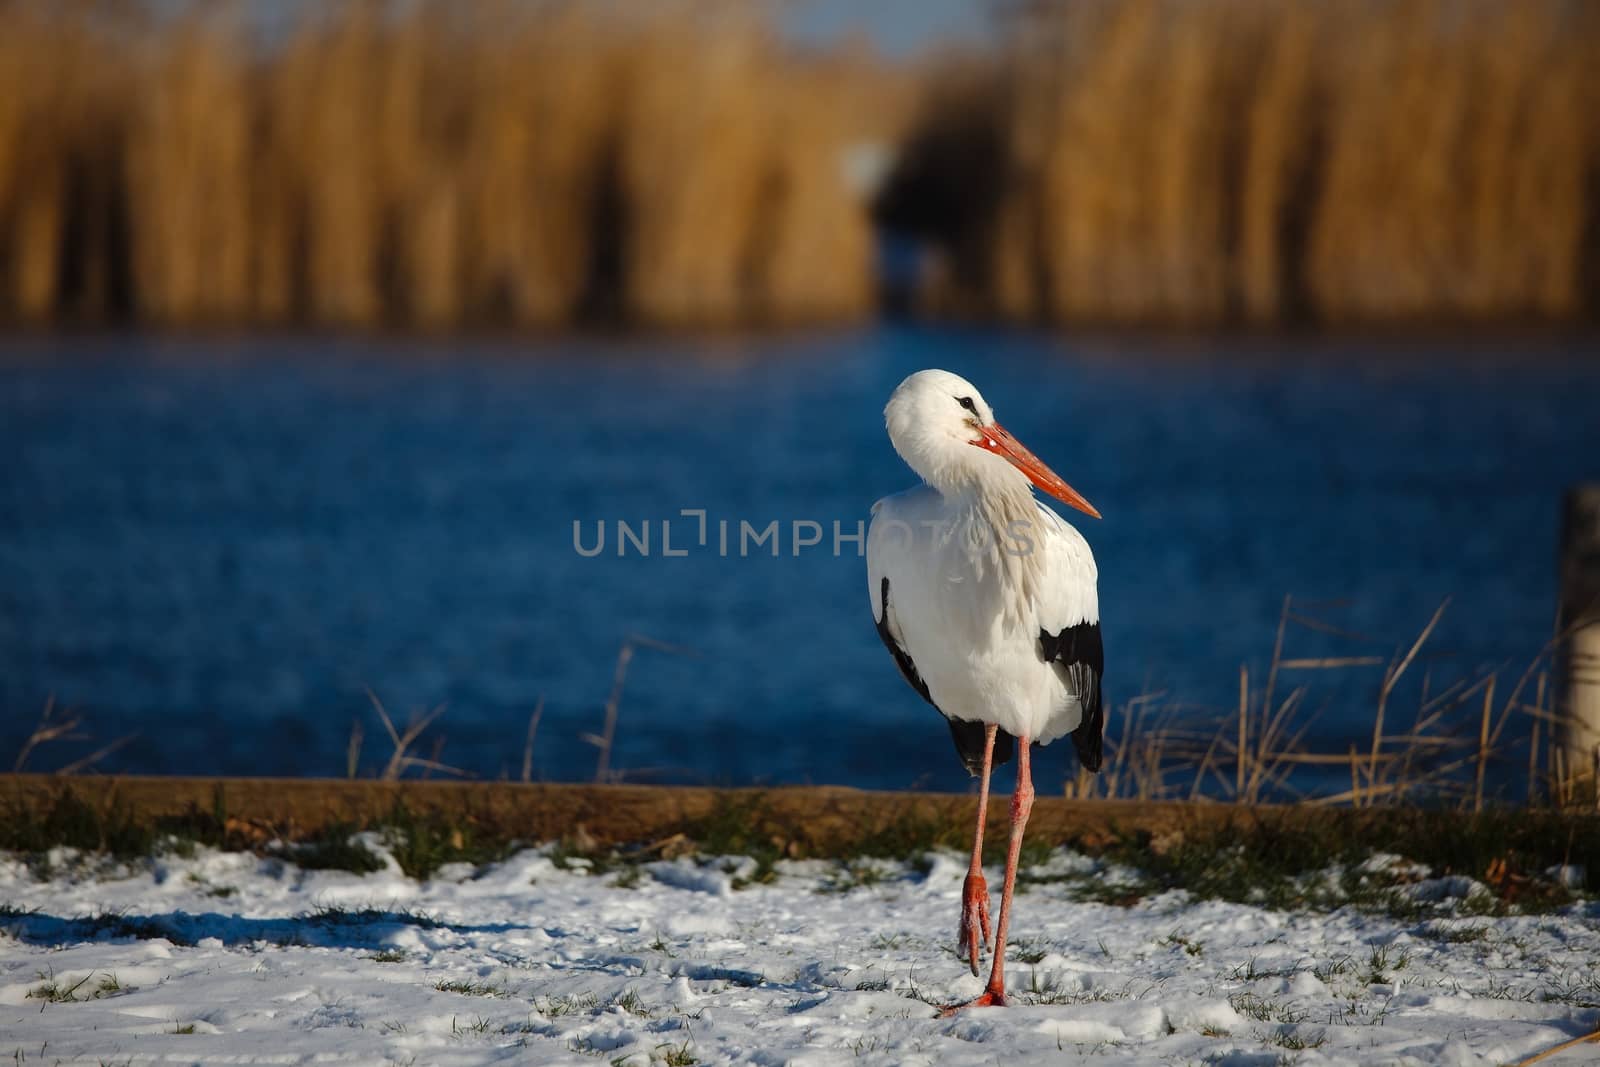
[957,724,997,976]
[941,734,1033,1015]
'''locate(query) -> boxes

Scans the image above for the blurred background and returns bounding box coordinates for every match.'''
[1,0,1596,796]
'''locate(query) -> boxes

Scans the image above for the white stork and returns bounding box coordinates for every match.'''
[867,368,1104,1012]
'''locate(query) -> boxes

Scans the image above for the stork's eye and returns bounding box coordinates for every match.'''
[957,396,978,415]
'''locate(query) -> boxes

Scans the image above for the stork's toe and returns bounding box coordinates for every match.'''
[957,871,992,975]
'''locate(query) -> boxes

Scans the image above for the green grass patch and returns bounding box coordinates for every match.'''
[1093,809,1597,917]
[659,1039,697,1066]
[820,859,897,894]
[1,790,160,859]
[273,827,387,875]
[378,802,515,881]
[680,793,787,890]
[304,903,443,930]
[611,988,652,1017]
[683,793,963,873]
[1363,944,1412,985]
[535,992,599,1017]
[729,853,778,891]
[434,978,509,998]
[4,785,1596,915]
[1265,1026,1327,1051]
[1011,938,1050,964]
[609,865,644,889]
[1161,931,1204,957]
[849,811,966,859]
[1229,991,1306,1024]
[0,786,513,880]
[26,969,129,1004]
[1312,954,1358,984]
[1419,922,1491,944]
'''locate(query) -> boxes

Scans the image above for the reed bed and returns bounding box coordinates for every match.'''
[14,593,1592,811]
[0,1,137,322]
[950,0,1600,325]
[1066,596,1597,811]
[5,1,1594,331]
[0,0,886,329]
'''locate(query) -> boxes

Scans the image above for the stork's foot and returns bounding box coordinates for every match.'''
[957,871,993,977]
[937,986,1006,1017]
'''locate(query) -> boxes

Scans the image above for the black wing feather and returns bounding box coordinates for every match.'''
[1039,621,1105,772]
[944,716,1015,777]
[875,576,1015,776]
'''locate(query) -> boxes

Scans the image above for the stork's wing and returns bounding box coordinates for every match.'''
[867,490,1015,777]
[1039,621,1104,771]
[872,575,1015,776]
[1034,504,1106,772]
[872,574,932,705]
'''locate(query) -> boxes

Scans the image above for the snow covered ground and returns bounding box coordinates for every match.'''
[2,841,1597,1065]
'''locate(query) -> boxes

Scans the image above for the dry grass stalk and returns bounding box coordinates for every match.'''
[1368,601,1450,793]
[585,634,694,784]
[1475,676,1494,813]
[11,696,79,773]
[365,688,466,781]
[54,735,138,777]
[1063,691,1194,801]
[586,642,635,785]
[10,695,136,776]
[346,718,364,781]
[1235,665,1247,799]
[521,696,544,784]
[1510,1026,1600,1067]
[1067,596,1581,811]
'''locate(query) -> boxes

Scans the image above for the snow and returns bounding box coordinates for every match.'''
[2,844,1597,1065]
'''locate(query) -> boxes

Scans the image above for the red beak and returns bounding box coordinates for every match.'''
[975,424,1101,519]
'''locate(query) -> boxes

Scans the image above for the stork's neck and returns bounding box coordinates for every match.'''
[935,459,1035,520]
[939,473,1047,627]
[944,475,1035,526]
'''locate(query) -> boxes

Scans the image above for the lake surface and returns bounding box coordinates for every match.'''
[2,327,1596,792]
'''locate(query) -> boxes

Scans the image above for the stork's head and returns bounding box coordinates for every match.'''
[884,369,1100,518]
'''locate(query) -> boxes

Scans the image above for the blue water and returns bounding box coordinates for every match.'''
[1,328,1595,791]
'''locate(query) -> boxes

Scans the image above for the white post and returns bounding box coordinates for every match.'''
[1558,486,1600,804]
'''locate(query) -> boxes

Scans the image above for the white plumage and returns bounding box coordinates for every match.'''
[868,484,1098,745]
[867,368,1103,753]
[864,368,1106,1012]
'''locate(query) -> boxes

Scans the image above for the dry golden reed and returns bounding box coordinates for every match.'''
[126,10,254,323]
[0,0,882,330]
[0,2,137,322]
[4,0,1595,330]
[1064,596,1589,811]
[613,9,880,326]
[982,0,1599,326]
